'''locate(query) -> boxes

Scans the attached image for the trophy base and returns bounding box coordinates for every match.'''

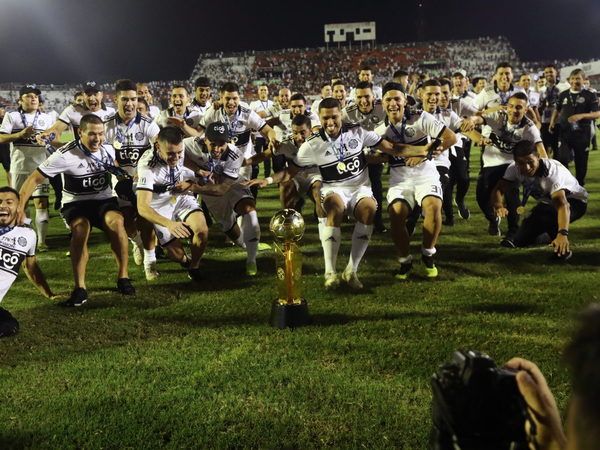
[270,298,310,330]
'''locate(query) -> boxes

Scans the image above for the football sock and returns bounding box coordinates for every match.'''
[243,210,260,263]
[321,226,341,274]
[144,248,156,268]
[421,246,437,257]
[347,222,373,272]
[317,217,327,241]
[35,208,49,244]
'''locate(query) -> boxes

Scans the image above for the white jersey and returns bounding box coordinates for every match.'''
[0,225,36,302]
[481,110,542,168]
[474,84,526,110]
[528,89,540,108]
[137,147,188,211]
[104,112,160,177]
[0,108,56,174]
[432,107,463,169]
[200,105,267,158]
[449,98,478,118]
[503,158,588,205]
[274,110,319,141]
[375,111,446,185]
[451,90,476,105]
[348,85,383,102]
[156,107,201,130]
[58,103,115,129]
[249,99,273,138]
[293,125,382,189]
[274,136,319,175]
[38,141,117,204]
[343,101,386,132]
[183,137,244,182]
[147,105,160,121]
[190,99,212,119]
[540,82,570,124]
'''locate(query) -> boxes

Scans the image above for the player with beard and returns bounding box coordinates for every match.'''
[343,81,387,232]
[0,85,57,251]
[19,115,135,306]
[104,79,161,280]
[376,82,458,279]
[471,93,547,241]
[190,77,212,117]
[0,187,56,337]
[157,86,201,132]
[136,83,160,120]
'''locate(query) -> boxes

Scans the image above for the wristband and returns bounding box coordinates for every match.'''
[266,177,274,185]
[557,229,568,236]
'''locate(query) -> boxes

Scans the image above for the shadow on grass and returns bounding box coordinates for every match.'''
[466,303,541,314]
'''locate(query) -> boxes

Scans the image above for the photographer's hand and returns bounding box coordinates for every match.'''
[504,358,568,450]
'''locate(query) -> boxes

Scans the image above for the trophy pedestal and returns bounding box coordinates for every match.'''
[270,298,310,330]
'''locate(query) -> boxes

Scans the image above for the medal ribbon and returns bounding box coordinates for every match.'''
[20,109,40,129]
[222,107,240,143]
[41,132,56,154]
[389,115,407,143]
[0,225,16,237]
[78,143,127,178]
[116,115,137,147]
[324,129,344,164]
[521,179,535,207]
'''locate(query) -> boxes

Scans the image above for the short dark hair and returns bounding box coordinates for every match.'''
[510,92,529,103]
[290,93,306,103]
[79,114,103,131]
[495,62,512,73]
[393,70,409,79]
[172,85,189,95]
[355,81,373,91]
[115,79,137,96]
[291,114,311,128]
[137,98,149,109]
[332,80,345,89]
[472,76,487,85]
[220,82,239,94]
[422,80,441,89]
[512,140,538,159]
[157,126,183,145]
[570,68,586,78]
[319,97,341,111]
[382,82,405,97]
[194,76,211,88]
[73,91,84,100]
[0,186,20,200]
[359,63,372,73]
[321,82,331,90]
[438,79,451,88]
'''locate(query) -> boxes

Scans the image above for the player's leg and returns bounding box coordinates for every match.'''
[343,194,376,289]
[421,195,443,277]
[320,192,345,288]
[68,216,91,290]
[279,180,298,209]
[32,182,50,250]
[184,211,208,270]
[102,209,131,287]
[388,199,413,278]
[310,180,327,240]
[234,197,260,276]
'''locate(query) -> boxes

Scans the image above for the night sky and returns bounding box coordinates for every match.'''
[1,0,599,84]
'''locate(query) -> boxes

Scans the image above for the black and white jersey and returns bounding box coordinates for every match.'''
[183,137,244,182]
[342,100,385,132]
[375,110,446,184]
[0,226,36,302]
[449,98,478,118]
[348,85,383,102]
[528,89,540,108]
[58,103,115,131]
[451,90,476,105]
[147,105,160,121]
[38,141,117,203]
[190,99,212,118]
[249,99,273,114]
[474,84,526,110]
[156,107,202,130]
[293,125,382,189]
[274,110,319,141]
[104,112,160,177]
[503,158,588,205]
[539,82,570,124]
[480,110,542,168]
[0,108,56,174]
[432,107,463,169]
[200,105,267,158]
[137,148,187,210]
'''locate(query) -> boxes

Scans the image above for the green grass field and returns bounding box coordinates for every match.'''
[1,142,599,449]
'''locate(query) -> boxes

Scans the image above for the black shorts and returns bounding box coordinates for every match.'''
[0,143,10,172]
[61,198,121,231]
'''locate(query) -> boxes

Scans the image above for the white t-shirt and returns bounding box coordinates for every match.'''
[155,107,202,130]
[474,84,527,110]
[58,104,115,128]
[0,225,36,302]
[183,137,244,182]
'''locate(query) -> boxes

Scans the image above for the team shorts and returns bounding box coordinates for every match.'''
[292,170,322,196]
[153,194,202,246]
[61,197,121,230]
[387,176,443,210]
[11,172,50,198]
[320,184,375,217]
[201,183,254,233]
[0,144,10,172]
[113,177,138,210]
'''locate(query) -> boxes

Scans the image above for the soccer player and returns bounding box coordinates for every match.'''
[0,187,55,337]
[249,84,274,178]
[0,85,56,251]
[183,122,264,276]
[474,63,525,112]
[451,69,476,105]
[348,64,383,102]
[332,81,350,109]
[311,82,332,113]
[539,65,570,158]
[376,82,458,279]
[19,115,135,306]
[136,127,208,282]
[471,77,488,95]
[136,83,160,120]
[104,79,161,280]
[158,85,201,132]
[190,76,212,117]
[491,140,587,259]
[471,93,547,239]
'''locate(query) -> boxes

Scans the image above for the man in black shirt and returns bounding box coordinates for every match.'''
[550,69,600,186]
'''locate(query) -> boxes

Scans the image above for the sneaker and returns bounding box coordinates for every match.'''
[37,242,49,252]
[342,268,363,289]
[488,217,501,236]
[145,263,160,281]
[455,200,471,219]
[443,217,455,227]
[258,242,271,251]
[246,261,258,276]
[324,271,340,290]
[421,255,438,278]
[132,244,143,266]
[550,250,573,262]
[65,287,88,307]
[179,256,191,269]
[188,268,202,283]
[117,278,135,295]
[395,262,413,280]
[500,237,516,248]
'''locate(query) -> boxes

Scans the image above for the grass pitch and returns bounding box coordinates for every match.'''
[0,144,599,449]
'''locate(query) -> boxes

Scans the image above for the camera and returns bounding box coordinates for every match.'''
[430,350,532,450]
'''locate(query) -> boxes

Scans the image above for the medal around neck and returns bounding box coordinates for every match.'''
[269,209,310,330]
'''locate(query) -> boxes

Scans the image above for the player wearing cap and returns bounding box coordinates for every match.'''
[451,70,476,105]
[190,77,212,118]
[104,79,161,280]
[18,115,135,306]
[183,122,264,276]
[136,127,209,282]
[0,85,57,251]
[157,86,201,132]
[136,83,160,120]
[376,82,458,279]
[474,63,525,112]
[491,140,587,259]
[471,92,547,240]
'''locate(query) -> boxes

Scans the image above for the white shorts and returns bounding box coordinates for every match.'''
[387,177,442,210]
[202,183,254,233]
[12,172,50,198]
[292,170,322,196]
[320,184,374,216]
[153,194,203,246]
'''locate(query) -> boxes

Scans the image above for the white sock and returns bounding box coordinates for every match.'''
[421,246,437,257]
[130,232,143,249]
[144,248,156,267]
[317,217,327,241]
[320,226,341,274]
[232,233,246,248]
[398,255,413,264]
[35,208,49,244]
[243,210,260,263]
[347,222,373,272]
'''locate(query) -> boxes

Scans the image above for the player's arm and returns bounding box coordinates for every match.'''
[549,109,559,133]
[567,110,600,123]
[549,189,571,257]
[23,255,56,299]
[136,189,191,239]
[259,124,278,150]
[244,164,300,188]
[36,120,68,146]
[191,176,235,196]
[17,170,48,224]
[491,179,511,218]
[0,127,37,144]
[536,142,548,158]
[245,148,273,166]
[167,117,204,137]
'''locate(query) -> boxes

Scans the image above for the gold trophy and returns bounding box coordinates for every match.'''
[269,209,310,329]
